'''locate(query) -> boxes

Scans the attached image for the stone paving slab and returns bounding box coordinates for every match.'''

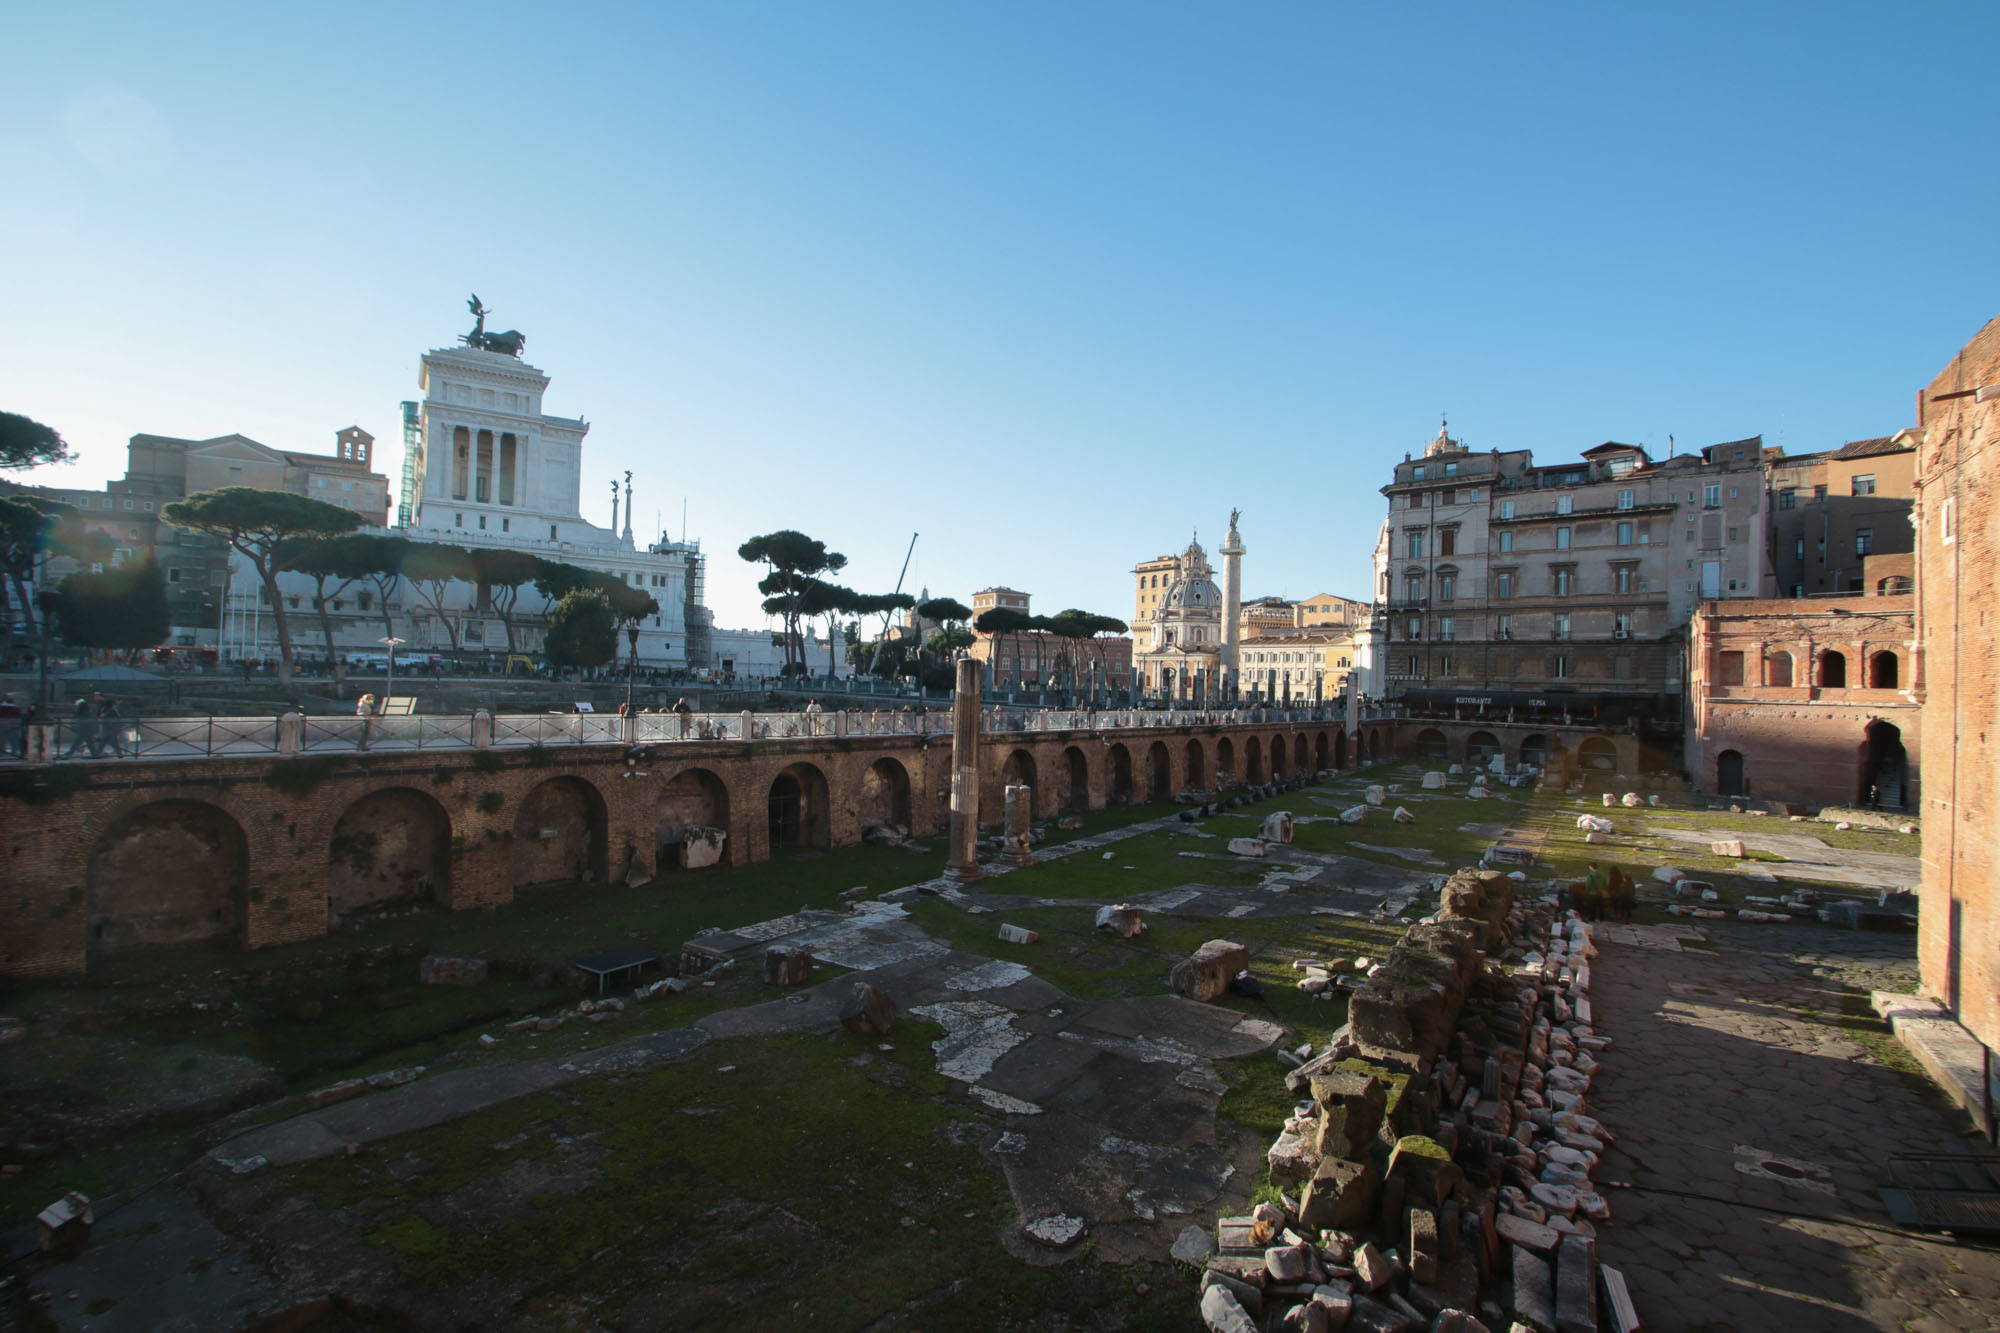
[1591,933,2000,1331]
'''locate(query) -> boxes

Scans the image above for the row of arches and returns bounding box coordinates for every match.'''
[1712,718,1910,808]
[1733,647,1901,690]
[1409,727,1619,773]
[77,725,1388,963]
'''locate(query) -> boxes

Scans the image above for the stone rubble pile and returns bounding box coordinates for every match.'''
[1190,868,1638,1333]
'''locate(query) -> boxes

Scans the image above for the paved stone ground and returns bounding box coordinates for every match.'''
[1592,923,2000,1332]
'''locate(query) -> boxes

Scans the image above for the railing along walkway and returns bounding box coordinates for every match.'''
[1,705,1345,764]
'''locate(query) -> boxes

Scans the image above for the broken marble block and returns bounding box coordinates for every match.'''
[1299,1156,1381,1231]
[998,923,1040,944]
[1620,792,1642,808]
[677,825,727,869]
[1095,903,1146,938]
[419,955,488,986]
[1261,811,1296,844]
[1575,814,1613,833]
[1711,839,1746,857]
[764,946,812,986]
[1199,1284,1259,1333]
[1387,1134,1463,1206]
[1171,939,1251,1003]
[1422,770,1447,789]
[1309,1066,1388,1158]
[839,982,897,1035]
[1393,806,1416,823]
[1228,837,1270,858]
[1024,1214,1086,1248]
[1365,785,1387,806]
[1341,805,1368,824]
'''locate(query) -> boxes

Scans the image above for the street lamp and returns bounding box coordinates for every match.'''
[625,624,641,726]
[380,637,404,709]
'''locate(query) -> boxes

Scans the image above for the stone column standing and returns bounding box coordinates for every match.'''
[1003,784,1034,866]
[948,655,983,880]
[1220,511,1245,701]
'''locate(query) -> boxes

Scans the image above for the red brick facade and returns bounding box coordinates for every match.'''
[0,719,1372,979]
[1915,315,2000,1053]
[1685,596,1919,807]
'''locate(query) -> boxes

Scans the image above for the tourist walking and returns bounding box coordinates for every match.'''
[673,696,693,738]
[1607,863,1637,922]
[1580,861,1609,922]
[355,693,378,750]
[97,696,131,758]
[62,694,99,758]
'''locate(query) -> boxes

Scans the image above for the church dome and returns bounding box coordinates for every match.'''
[1157,538,1221,620]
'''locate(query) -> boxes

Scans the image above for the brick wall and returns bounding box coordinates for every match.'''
[0,719,1352,978]
[1916,314,2000,1052]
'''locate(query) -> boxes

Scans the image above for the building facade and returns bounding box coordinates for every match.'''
[1767,434,1918,598]
[1238,627,1360,703]
[1683,593,1918,806]
[1372,424,1769,727]
[1914,313,2000,1059]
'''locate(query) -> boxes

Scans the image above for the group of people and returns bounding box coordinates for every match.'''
[61,692,134,758]
[1572,861,1637,922]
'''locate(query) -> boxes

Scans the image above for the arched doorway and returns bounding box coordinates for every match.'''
[1107,744,1133,804]
[1869,651,1900,689]
[88,800,246,956]
[1414,728,1448,762]
[1245,737,1265,784]
[1467,731,1500,765]
[1717,749,1746,797]
[1333,730,1348,768]
[1315,732,1330,770]
[1270,736,1288,779]
[515,777,608,887]
[656,767,730,871]
[859,758,912,833]
[1577,737,1619,774]
[1216,737,1236,786]
[1063,746,1091,812]
[1862,721,1909,809]
[768,763,832,851]
[1147,740,1172,800]
[1185,739,1206,790]
[1819,650,1848,688]
[329,788,450,920]
[1519,734,1548,768]
[1001,749,1038,818]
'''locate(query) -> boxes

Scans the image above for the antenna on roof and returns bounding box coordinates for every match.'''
[1668,434,1675,459]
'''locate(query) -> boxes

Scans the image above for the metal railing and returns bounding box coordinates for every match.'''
[4,703,1346,764]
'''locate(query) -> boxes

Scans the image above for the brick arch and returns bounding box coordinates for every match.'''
[1063,745,1093,812]
[860,756,913,832]
[1185,738,1207,790]
[1270,734,1289,778]
[1245,736,1265,784]
[1215,736,1236,786]
[1314,730,1330,770]
[769,761,832,851]
[513,775,609,888]
[88,798,248,957]
[655,766,731,872]
[328,786,451,922]
[1106,742,1134,804]
[1146,739,1173,800]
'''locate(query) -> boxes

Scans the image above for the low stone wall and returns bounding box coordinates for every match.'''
[1189,870,1630,1332]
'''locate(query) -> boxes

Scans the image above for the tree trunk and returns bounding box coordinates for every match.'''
[258,560,297,686]
[312,593,346,687]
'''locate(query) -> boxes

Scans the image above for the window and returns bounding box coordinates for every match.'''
[1766,653,1793,686]
[167,567,182,583]
[1852,474,1877,496]
[1616,521,1634,546]
[501,518,510,532]
[1497,531,1515,553]
[1555,527,1572,550]
[1497,614,1513,639]
[1444,461,1459,476]
[142,501,154,512]
[1499,499,1515,520]
[1943,495,1957,544]
[1554,568,1574,596]
[1438,617,1455,642]
[1617,489,1634,510]
[1813,484,1828,503]
[1438,573,1456,601]
[1407,531,1425,558]
[1718,651,1744,685]
[1695,482,1720,508]
[1437,654,1456,676]
[1794,536,1805,559]
[1878,575,1913,595]
[455,512,463,526]
[1727,527,1738,543]
[1496,572,1515,599]
[1405,575,1424,602]
[1557,495,1574,515]
[1413,465,1426,480]
[1550,654,1571,678]
[1855,527,1874,555]
[1440,489,1456,507]
[1408,493,1424,509]
[1778,488,1796,509]
[1405,615,1421,640]
[1439,527,1457,555]
[1613,564,1636,595]
[1554,613,1571,640]
[478,515,487,529]
[550,524,559,540]
[1614,612,1633,638]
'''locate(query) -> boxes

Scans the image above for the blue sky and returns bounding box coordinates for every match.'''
[5,2,1995,630]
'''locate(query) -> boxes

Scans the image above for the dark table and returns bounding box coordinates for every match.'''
[574,945,662,995]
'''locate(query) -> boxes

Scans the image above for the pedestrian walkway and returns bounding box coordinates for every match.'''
[1590,930,2000,1332]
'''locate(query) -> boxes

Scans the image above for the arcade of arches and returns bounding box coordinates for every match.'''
[3,719,1389,977]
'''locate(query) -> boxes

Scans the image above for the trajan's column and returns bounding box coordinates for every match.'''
[1219,509,1245,700]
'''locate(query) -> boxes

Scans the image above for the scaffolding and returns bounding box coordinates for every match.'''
[395,400,422,527]
[683,546,710,667]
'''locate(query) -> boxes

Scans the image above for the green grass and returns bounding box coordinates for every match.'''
[278,1028,1189,1331]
